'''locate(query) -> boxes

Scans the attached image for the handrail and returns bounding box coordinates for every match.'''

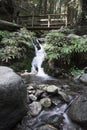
[17,13,68,28]
[19,13,67,18]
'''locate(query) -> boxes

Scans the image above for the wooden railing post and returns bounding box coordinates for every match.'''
[48,14,51,27]
[65,14,68,26]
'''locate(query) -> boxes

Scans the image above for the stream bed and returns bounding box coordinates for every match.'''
[14,73,87,130]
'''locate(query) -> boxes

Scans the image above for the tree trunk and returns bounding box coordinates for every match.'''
[44,0,47,14]
[0,19,21,31]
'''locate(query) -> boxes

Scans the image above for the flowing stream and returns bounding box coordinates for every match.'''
[18,39,84,130]
[28,39,83,130]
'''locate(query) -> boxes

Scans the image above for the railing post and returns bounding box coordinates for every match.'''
[65,14,68,27]
[48,14,51,27]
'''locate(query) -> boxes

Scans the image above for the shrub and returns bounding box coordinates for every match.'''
[0,28,35,63]
[45,30,87,66]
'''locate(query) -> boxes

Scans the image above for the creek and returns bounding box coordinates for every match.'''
[14,39,87,130]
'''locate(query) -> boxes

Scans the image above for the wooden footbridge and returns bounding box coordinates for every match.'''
[17,13,68,30]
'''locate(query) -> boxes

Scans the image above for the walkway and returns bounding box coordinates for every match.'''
[17,14,68,30]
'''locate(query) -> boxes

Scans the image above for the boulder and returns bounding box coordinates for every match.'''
[68,95,87,126]
[0,66,27,130]
[79,74,87,84]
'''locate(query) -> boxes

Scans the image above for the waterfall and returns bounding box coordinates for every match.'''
[31,39,56,81]
[31,39,47,77]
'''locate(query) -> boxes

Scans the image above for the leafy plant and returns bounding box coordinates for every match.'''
[69,67,84,76]
[45,30,87,65]
[0,28,35,63]
[0,30,11,38]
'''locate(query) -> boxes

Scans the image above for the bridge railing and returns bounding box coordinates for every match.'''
[17,13,68,28]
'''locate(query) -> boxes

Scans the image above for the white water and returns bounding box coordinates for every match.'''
[31,40,55,79]
[31,40,46,75]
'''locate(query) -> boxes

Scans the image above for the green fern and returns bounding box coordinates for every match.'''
[0,28,35,63]
[45,30,87,64]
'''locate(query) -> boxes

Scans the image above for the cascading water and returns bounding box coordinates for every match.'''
[31,39,54,79]
[31,39,46,76]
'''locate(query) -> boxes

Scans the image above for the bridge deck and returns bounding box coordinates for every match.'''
[17,14,68,30]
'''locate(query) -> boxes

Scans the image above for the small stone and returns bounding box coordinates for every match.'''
[29,94,37,101]
[27,86,34,90]
[27,90,32,94]
[38,84,46,90]
[35,89,44,97]
[40,98,51,108]
[58,90,70,103]
[32,90,36,94]
[62,84,69,89]
[41,92,48,98]
[46,85,58,93]
[28,102,42,116]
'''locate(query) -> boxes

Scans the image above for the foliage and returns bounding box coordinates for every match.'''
[0,28,35,63]
[0,30,11,40]
[69,67,84,76]
[45,30,87,65]
[58,28,75,35]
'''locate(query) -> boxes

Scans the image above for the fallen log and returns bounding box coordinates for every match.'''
[0,19,22,31]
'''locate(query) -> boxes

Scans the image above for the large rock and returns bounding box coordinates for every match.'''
[79,74,87,84]
[0,66,27,130]
[68,95,87,126]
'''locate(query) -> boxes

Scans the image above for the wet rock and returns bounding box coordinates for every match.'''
[51,97,62,106]
[46,114,64,128]
[73,75,81,83]
[27,85,34,90]
[40,98,52,108]
[84,67,87,73]
[28,101,42,116]
[58,90,70,102]
[38,84,47,90]
[0,66,27,130]
[67,34,80,39]
[29,94,37,101]
[27,90,36,95]
[68,95,87,126]
[46,85,60,93]
[79,74,87,84]
[36,124,58,130]
[35,89,44,98]
[62,84,69,89]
